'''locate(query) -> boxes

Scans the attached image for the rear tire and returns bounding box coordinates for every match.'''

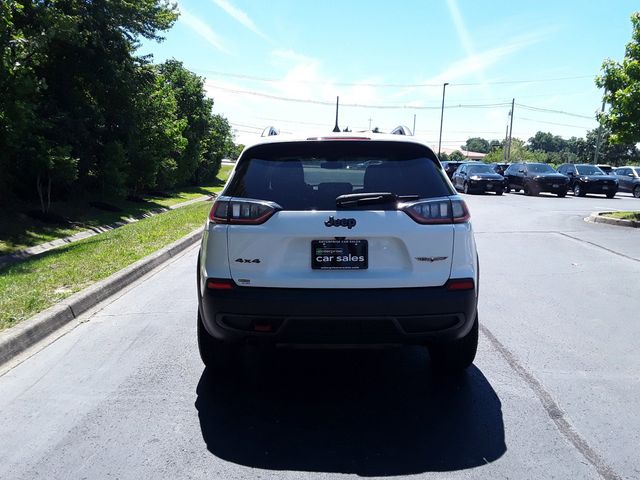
[197,310,240,369]
[574,184,585,197]
[428,314,478,373]
[504,185,510,193]
[557,189,567,197]
[634,186,640,198]
[606,192,616,199]
[496,190,503,195]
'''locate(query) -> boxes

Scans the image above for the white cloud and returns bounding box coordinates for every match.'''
[179,7,229,53]
[211,0,270,40]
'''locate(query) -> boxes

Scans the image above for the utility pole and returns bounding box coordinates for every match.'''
[368,117,372,130]
[332,96,340,132]
[412,114,416,136]
[593,99,606,164]
[506,98,515,162]
[438,82,449,156]
[503,124,509,163]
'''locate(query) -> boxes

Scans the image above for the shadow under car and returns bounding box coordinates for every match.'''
[195,346,506,476]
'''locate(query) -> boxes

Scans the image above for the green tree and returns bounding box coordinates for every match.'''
[0,0,179,204]
[527,131,568,153]
[462,137,491,153]
[596,12,640,144]
[198,114,234,182]
[584,127,640,166]
[127,66,186,192]
[449,150,466,161]
[158,59,215,185]
[485,138,547,164]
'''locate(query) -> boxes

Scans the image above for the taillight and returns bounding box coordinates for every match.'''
[209,197,279,225]
[401,198,470,224]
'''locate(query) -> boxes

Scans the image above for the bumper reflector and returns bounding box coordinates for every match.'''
[207,279,235,290]
[446,278,475,291]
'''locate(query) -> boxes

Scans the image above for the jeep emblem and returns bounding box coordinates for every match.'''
[324,216,356,229]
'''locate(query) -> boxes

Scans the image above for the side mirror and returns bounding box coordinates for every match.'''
[629,174,635,177]
[566,171,574,176]
[518,169,525,173]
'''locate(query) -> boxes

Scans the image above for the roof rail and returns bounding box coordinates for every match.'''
[261,126,280,137]
[390,125,413,136]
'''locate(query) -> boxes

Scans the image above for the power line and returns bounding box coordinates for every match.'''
[196,68,595,88]
[516,116,595,130]
[207,83,511,110]
[516,103,595,120]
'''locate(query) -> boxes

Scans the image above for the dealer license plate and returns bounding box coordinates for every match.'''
[312,239,368,270]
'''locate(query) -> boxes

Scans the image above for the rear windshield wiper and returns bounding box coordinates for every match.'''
[335,192,419,209]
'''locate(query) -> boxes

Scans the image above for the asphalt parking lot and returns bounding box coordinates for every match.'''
[0,191,638,480]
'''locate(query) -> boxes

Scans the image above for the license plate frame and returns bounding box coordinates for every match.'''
[311,239,368,270]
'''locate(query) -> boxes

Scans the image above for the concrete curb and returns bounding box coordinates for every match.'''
[0,228,203,367]
[587,211,640,228]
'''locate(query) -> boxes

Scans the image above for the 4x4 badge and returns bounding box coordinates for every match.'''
[415,256,448,263]
[324,216,356,229]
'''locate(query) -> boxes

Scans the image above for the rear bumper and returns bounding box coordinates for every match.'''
[198,283,478,345]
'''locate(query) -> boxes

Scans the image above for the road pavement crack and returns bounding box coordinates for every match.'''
[480,324,622,480]
[557,232,640,263]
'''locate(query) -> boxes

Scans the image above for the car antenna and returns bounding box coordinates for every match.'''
[332,96,340,132]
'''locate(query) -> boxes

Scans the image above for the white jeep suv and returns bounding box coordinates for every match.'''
[197,131,479,371]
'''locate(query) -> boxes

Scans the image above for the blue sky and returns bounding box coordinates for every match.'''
[140,0,639,150]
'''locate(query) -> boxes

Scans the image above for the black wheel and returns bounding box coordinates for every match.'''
[463,182,470,194]
[606,192,615,199]
[496,190,503,196]
[524,184,531,196]
[557,189,567,198]
[515,188,521,192]
[573,184,585,197]
[634,186,640,198]
[429,314,479,373]
[197,310,240,368]
[504,185,510,193]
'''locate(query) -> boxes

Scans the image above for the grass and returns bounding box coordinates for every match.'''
[602,211,640,221]
[0,201,212,331]
[0,165,232,255]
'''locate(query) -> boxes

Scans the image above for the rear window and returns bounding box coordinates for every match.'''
[225,141,452,210]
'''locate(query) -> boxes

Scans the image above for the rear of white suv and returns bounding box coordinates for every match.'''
[197,134,479,371]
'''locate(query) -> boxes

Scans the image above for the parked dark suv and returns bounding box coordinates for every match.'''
[557,164,618,198]
[452,163,505,195]
[441,161,464,179]
[504,162,569,197]
[613,166,640,198]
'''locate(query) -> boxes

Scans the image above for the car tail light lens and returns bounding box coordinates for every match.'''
[209,197,280,225]
[402,198,470,224]
[446,278,475,291]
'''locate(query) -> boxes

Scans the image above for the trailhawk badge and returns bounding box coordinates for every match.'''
[415,256,448,263]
